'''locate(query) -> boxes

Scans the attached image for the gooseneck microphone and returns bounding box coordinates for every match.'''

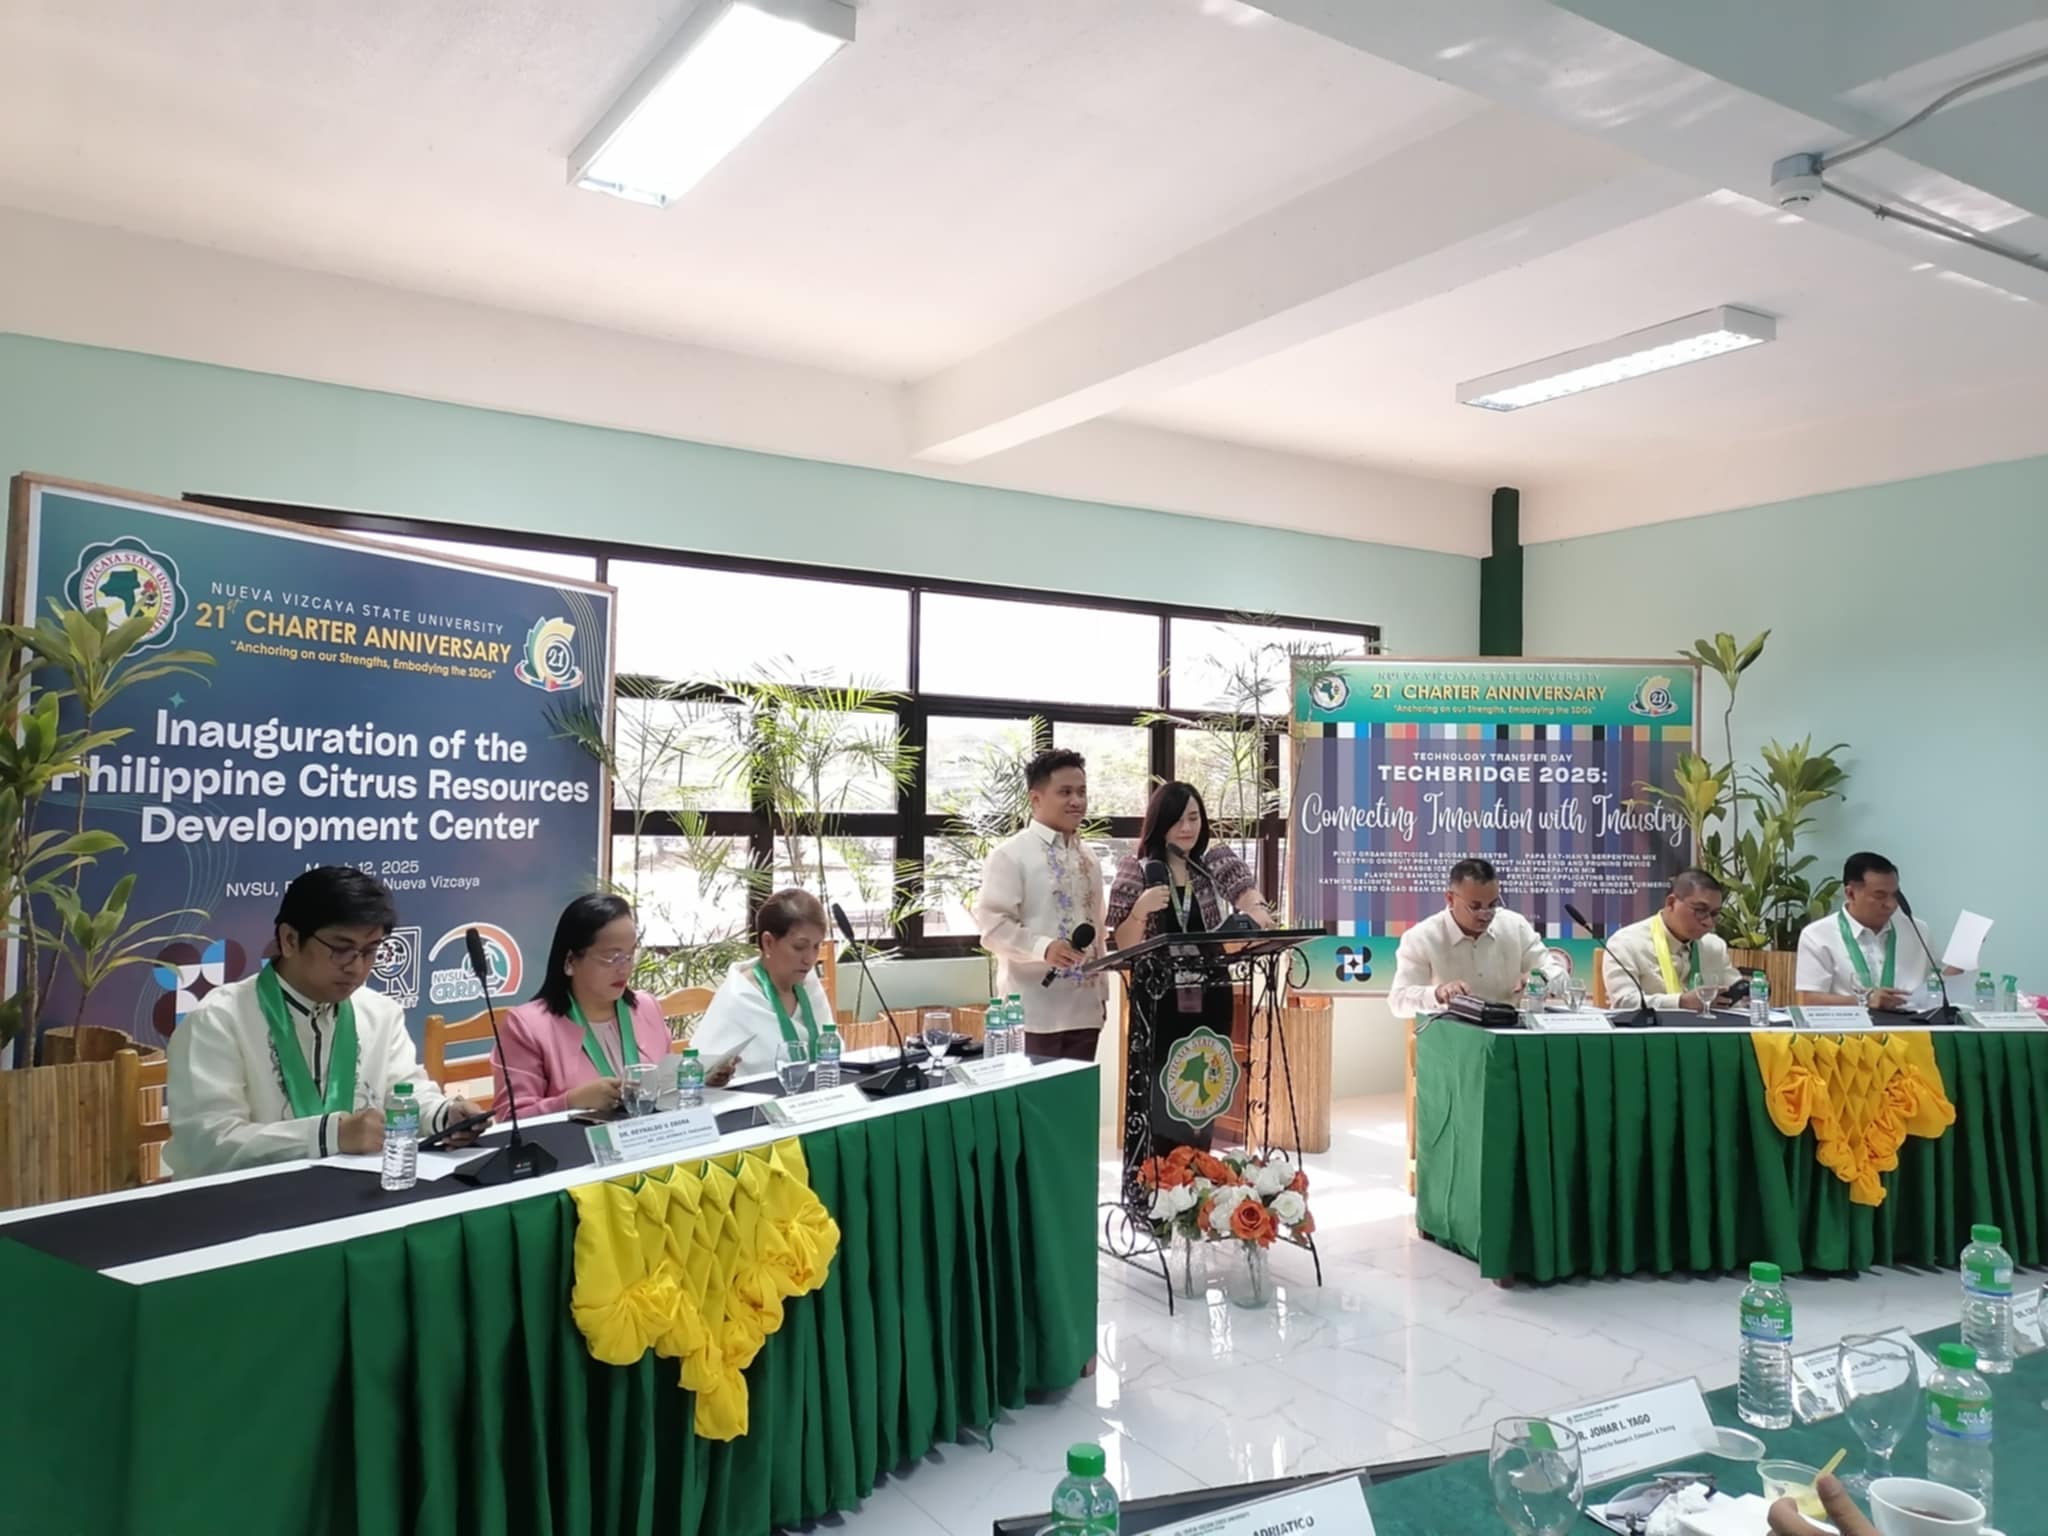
[454,925,558,1185]
[1564,903,1657,1030]
[1042,921,1097,987]
[1893,890,1959,1026]
[831,901,919,1098]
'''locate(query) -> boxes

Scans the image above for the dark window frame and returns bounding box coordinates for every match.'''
[189,493,1379,956]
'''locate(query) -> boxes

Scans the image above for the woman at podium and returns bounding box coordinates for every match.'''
[1106,782,1276,1150]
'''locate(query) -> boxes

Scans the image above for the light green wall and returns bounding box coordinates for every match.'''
[0,334,1477,646]
[1526,454,2048,978]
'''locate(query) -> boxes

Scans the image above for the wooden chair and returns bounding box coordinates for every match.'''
[1591,946,1610,1008]
[661,987,717,1050]
[0,1048,147,1210]
[422,1012,496,1098]
[135,1054,170,1185]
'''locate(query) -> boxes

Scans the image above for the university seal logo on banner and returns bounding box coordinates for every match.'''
[426,923,524,1006]
[66,538,187,651]
[370,926,422,1010]
[1307,671,1349,712]
[1627,673,1679,718]
[1159,1026,1239,1129]
[515,616,585,692]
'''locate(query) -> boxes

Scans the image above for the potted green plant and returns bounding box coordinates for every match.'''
[1,602,212,1067]
[1638,631,1849,992]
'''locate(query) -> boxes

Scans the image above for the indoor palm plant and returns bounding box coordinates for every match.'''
[1639,631,1849,972]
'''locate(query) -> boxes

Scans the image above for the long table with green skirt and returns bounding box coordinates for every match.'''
[0,1062,1099,1536]
[1359,1320,2046,1531]
[1417,1018,2048,1281]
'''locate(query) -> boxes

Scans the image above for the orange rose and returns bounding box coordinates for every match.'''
[1295,1212,1315,1237]
[1287,1170,1309,1194]
[1155,1159,1192,1190]
[1195,1196,1218,1235]
[1230,1199,1277,1248]
[1168,1144,1199,1169]
[1192,1151,1236,1186]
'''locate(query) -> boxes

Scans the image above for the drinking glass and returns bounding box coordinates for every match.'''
[1490,1419,1582,1535]
[775,1039,811,1095]
[920,1011,958,1076]
[622,1062,661,1116]
[1566,980,1589,1014]
[1838,1333,1917,1497]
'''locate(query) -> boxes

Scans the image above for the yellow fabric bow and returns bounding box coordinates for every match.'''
[1751,1031,1954,1206]
[567,1137,842,1440]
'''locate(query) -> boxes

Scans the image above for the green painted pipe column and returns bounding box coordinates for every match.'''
[1479,487,1522,656]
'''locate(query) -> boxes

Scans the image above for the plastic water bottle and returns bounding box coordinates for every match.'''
[1522,970,1547,1014]
[1925,1341,1995,1515]
[2000,973,2020,1013]
[1973,970,1997,1014]
[380,1083,419,1191]
[985,997,1007,1058]
[815,1026,842,1091]
[1737,1260,1794,1429]
[1961,1223,2014,1374]
[1750,970,1771,1029]
[1007,993,1025,1058]
[1049,1442,1119,1533]
[678,1048,706,1109]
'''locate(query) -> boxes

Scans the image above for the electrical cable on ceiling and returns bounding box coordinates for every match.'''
[1821,181,2048,275]
[1822,46,2048,169]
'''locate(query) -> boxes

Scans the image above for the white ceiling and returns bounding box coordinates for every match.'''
[2,0,2046,548]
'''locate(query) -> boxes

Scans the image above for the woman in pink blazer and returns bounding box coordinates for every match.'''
[492,893,676,1119]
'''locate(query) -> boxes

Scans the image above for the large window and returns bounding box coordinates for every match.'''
[195,494,1376,954]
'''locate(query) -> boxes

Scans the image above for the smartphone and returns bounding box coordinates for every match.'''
[418,1110,494,1151]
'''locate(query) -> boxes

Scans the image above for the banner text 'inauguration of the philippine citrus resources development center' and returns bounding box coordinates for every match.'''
[12,478,614,1047]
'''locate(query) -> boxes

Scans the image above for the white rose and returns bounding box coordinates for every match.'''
[1206,1186,1249,1236]
[1271,1190,1307,1227]
[1253,1162,1291,1198]
[1149,1188,1180,1222]
[1167,1184,1198,1218]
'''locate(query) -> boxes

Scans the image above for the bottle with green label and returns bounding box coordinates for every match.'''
[1975,970,1997,1012]
[1961,1222,2014,1373]
[1737,1260,1793,1429]
[1925,1341,1994,1516]
[2000,973,2020,1013]
[1522,970,1547,1014]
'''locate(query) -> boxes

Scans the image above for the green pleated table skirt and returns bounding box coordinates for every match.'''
[1416,1021,2048,1282]
[0,1068,1100,1536]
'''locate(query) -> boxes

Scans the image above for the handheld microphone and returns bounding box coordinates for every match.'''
[1042,921,1097,987]
[1893,890,1959,1025]
[1564,903,1658,1029]
[453,925,558,1186]
[1143,859,1170,888]
[831,901,919,1098]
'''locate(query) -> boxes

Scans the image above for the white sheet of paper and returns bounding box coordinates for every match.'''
[328,1150,472,1182]
[587,1106,721,1166]
[1555,1378,1715,1487]
[1969,1011,2044,1030]
[1148,1473,1371,1536]
[1944,909,1994,972]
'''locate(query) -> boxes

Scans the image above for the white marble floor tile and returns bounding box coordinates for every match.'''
[824,1094,1980,1534]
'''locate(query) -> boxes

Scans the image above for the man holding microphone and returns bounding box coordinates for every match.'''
[974,747,1107,1061]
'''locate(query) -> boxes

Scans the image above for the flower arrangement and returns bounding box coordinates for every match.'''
[1136,1144,1313,1250]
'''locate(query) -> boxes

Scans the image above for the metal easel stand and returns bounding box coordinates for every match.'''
[1241,944,1322,1288]
[1100,949,1177,1314]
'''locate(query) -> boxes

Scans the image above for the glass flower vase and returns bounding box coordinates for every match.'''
[1227,1243,1272,1310]
[1171,1228,1210,1301]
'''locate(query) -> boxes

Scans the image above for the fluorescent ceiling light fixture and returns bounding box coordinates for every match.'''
[571,0,854,208]
[1456,306,1776,412]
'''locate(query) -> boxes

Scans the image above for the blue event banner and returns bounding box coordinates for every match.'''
[11,479,614,1048]
[1286,657,1699,994]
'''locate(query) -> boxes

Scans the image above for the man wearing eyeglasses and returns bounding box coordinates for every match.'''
[1600,868,1741,1013]
[166,866,490,1176]
[1388,858,1568,1019]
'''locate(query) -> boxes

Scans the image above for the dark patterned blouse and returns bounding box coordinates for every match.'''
[1104,845,1258,948]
